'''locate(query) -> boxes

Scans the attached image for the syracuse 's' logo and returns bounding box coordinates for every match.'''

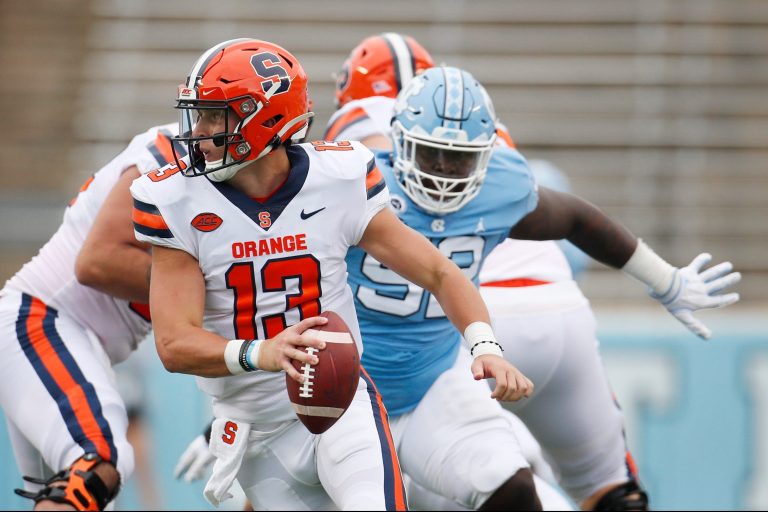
[259,211,272,228]
[191,212,223,232]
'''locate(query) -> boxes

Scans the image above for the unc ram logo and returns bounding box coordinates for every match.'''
[393,75,426,116]
[430,218,446,233]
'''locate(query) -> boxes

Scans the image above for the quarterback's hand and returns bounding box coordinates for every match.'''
[258,316,328,383]
[651,253,741,339]
[472,355,533,401]
[174,435,215,482]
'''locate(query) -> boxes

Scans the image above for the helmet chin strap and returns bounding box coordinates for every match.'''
[205,159,250,182]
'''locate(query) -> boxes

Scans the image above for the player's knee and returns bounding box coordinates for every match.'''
[479,468,542,511]
[592,480,649,511]
[15,453,121,511]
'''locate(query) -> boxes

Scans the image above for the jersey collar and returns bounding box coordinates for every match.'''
[208,144,310,231]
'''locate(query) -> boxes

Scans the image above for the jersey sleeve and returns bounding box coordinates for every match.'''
[501,148,539,219]
[350,148,390,245]
[323,97,395,142]
[129,175,188,252]
[133,123,184,175]
[323,105,375,141]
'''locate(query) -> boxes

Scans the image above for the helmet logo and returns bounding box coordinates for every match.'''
[251,52,290,96]
[179,87,195,99]
[336,63,350,91]
[393,75,425,116]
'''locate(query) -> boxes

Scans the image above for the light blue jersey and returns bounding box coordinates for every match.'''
[346,146,538,416]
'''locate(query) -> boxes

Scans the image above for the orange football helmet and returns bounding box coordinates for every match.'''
[334,33,434,108]
[174,38,313,180]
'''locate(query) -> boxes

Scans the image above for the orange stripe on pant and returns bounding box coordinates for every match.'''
[480,278,551,288]
[360,366,408,511]
[25,297,113,462]
[625,451,639,479]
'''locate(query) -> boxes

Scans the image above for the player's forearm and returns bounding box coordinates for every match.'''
[513,189,638,269]
[430,265,491,333]
[75,243,151,302]
[566,205,637,269]
[153,324,233,377]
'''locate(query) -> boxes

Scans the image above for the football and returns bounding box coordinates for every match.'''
[286,311,360,434]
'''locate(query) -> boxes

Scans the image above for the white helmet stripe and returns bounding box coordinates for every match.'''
[382,33,414,92]
[186,38,251,88]
[442,67,464,130]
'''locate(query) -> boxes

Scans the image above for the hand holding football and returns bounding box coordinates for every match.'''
[286,311,360,434]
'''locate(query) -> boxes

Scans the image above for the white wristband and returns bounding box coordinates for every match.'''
[621,239,677,295]
[223,339,261,375]
[464,321,504,358]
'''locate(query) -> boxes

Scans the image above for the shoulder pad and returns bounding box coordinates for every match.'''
[301,141,375,181]
[131,159,190,208]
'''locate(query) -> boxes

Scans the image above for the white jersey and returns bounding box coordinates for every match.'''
[323,96,397,143]
[4,123,180,364]
[130,141,389,423]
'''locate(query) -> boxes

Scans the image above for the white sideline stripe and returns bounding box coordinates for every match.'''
[303,329,354,344]
[292,403,345,418]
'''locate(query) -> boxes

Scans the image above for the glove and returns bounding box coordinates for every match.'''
[650,253,741,339]
[174,434,216,482]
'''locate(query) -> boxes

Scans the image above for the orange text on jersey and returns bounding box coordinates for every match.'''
[232,234,308,259]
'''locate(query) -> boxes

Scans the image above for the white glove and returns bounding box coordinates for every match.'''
[173,434,215,482]
[650,253,741,339]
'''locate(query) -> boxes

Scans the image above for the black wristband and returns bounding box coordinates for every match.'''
[470,340,504,357]
[238,339,256,372]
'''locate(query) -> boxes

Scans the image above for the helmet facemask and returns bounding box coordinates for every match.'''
[175,96,247,181]
[174,80,310,182]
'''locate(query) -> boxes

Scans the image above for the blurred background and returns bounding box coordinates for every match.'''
[0,0,766,509]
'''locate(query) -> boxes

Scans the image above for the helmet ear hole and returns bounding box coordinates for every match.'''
[262,114,283,128]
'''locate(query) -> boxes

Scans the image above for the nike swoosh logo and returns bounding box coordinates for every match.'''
[300,207,326,220]
[202,90,215,96]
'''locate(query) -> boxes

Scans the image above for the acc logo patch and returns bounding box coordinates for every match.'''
[191,212,223,232]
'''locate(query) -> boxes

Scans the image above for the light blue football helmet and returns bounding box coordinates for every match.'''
[391,66,497,215]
